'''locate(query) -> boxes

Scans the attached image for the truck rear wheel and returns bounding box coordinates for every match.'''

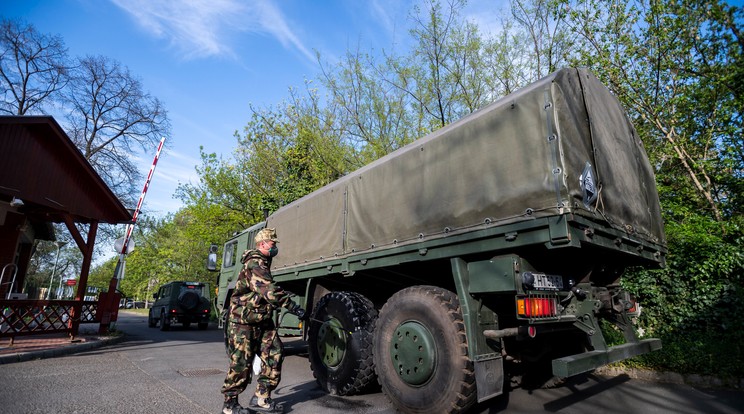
[308,291,377,395]
[373,286,475,414]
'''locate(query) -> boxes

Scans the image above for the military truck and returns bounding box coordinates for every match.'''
[208,68,666,413]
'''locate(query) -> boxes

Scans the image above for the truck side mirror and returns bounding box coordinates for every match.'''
[152,293,158,300]
[207,243,218,272]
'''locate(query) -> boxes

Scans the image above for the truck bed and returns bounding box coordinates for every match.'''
[267,68,666,276]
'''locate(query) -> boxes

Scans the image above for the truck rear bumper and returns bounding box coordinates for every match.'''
[552,338,662,378]
[170,313,210,324]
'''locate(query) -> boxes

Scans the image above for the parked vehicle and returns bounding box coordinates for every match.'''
[121,299,147,309]
[148,281,211,330]
[207,68,666,413]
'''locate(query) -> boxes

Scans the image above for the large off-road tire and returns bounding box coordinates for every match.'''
[159,310,170,331]
[373,285,476,414]
[147,311,156,328]
[308,291,378,396]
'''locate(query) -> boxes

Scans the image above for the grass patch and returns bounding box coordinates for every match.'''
[119,308,149,316]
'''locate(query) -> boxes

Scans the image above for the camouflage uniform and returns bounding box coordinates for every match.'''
[221,230,301,405]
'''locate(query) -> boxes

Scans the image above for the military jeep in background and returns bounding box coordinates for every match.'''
[148,281,211,330]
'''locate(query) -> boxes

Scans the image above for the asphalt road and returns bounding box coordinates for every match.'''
[0,312,742,414]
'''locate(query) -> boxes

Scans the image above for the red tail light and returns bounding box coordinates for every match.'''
[517,295,558,318]
[626,299,641,317]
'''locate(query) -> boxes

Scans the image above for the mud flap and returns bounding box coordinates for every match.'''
[552,338,662,378]
[474,356,504,402]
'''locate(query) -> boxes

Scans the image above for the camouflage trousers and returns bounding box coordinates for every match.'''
[221,319,284,400]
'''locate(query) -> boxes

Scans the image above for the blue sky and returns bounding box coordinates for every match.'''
[1,0,506,216]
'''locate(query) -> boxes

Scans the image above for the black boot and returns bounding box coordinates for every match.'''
[222,395,253,414]
[248,396,283,413]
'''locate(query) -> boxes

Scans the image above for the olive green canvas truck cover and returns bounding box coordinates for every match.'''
[266,68,665,271]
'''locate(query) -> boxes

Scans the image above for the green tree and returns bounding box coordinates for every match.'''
[177,149,260,231]
[25,240,77,299]
[559,0,743,222]
[555,0,744,378]
[481,19,533,95]
[320,48,417,164]
[393,0,492,129]
[510,0,575,79]
[107,212,221,300]
[87,256,117,294]
[317,0,523,166]
[236,84,352,211]
[177,0,543,243]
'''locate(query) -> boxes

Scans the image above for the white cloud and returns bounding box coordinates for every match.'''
[110,0,315,62]
[252,1,315,62]
[156,149,200,187]
[369,0,400,36]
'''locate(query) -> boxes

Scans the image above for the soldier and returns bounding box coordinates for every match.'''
[221,228,307,414]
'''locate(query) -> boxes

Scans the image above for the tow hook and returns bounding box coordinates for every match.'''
[571,286,587,299]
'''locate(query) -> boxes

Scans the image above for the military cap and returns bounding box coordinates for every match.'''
[254,227,279,244]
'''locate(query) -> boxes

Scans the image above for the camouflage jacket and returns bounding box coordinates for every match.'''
[228,249,296,325]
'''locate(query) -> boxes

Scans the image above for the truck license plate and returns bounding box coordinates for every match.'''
[533,273,563,290]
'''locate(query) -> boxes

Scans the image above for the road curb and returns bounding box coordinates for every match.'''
[596,366,744,390]
[0,334,126,365]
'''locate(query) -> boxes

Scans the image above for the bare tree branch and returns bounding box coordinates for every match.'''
[0,18,69,115]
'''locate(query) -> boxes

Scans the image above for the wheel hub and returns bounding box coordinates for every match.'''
[317,317,347,368]
[391,320,436,386]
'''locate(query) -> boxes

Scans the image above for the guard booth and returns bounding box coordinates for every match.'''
[0,116,132,342]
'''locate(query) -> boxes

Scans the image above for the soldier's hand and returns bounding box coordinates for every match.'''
[289,304,308,320]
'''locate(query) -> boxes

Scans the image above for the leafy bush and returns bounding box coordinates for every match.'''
[620,214,744,379]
